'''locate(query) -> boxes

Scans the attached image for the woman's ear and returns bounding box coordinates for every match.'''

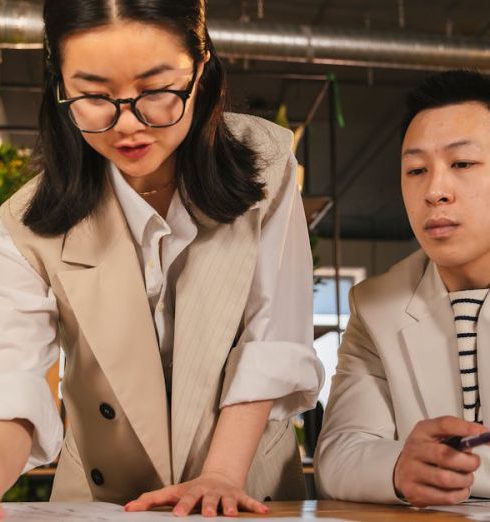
[196,53,211,86]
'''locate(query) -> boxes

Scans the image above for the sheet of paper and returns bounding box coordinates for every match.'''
[423,501,490,521]
[265,519,348,522]
[267,518,349,522]
[2,502,170,521]
[1,503,352,522]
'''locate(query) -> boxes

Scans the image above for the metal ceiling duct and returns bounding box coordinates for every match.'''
[208,21,490,73]
[1,2,490,73]
[0,0,43,49]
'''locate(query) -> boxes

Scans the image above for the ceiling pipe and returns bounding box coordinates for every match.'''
[0,0,43,49]
[1,4,490,73]
[208,21,490,73]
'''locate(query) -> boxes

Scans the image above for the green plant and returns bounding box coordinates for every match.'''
[0,143,34,205]
[309,233,321,269]
[2,477,30,502]
[2,475,52,502]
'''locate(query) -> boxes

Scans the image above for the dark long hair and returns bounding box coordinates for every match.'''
[24,1,265,235]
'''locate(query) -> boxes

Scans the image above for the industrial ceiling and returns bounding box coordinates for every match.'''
[2,0,489,240]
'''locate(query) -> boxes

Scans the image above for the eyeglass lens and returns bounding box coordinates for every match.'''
[68,92,186,132]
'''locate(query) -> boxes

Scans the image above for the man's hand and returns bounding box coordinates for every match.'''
[394,416,488,507]
[124,471,268,517]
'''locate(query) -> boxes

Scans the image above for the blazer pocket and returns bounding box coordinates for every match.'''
[264,419,291,456]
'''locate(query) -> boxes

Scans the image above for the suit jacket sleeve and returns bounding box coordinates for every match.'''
[314,284,404,503]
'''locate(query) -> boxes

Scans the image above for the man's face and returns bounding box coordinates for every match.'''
[401,101,490,275]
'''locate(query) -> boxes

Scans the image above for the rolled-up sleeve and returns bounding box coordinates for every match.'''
[0,220,63,472]
[220,153,325,420]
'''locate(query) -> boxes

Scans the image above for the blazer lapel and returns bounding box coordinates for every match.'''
[477,299,490,424]
[171,208,261,483]
[57,183,172,486]
[401,261,463,419]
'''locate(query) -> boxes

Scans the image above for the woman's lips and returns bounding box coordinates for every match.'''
[116,143,152,160]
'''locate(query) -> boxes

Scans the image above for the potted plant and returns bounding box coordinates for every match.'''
[0,143,33,204]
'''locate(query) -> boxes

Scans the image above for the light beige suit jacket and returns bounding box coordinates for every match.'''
[1,114,306,504]
[314,249,490,503]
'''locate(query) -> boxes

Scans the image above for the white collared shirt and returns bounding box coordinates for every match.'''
[0,155,324,471]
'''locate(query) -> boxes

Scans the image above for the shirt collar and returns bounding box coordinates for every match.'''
[108,163,197,247]
[109,162,164,246]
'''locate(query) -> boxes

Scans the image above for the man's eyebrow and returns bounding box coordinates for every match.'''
[402,148,424,157]
[444,139,482,151]
[402,140,483,157]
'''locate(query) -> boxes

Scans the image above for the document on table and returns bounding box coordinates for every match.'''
[1,502,353,522]
[423,500,490,521]
[2,503,169,521]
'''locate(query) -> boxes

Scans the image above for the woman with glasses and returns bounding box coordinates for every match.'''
[0,0,323,516]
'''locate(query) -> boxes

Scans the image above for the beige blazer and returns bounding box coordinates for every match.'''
[314,250,490,503]
[1,114,306,504]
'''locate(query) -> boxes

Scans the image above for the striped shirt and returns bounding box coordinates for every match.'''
[450,289,489,423]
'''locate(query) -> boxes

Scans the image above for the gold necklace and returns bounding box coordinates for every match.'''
[138,179,175,197]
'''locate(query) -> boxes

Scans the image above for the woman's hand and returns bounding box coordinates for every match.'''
[124,471,269,517]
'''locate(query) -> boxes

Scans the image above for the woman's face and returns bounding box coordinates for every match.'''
[60,21,203,180]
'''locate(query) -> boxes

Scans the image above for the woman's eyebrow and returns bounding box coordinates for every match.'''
[135,63,175,80]
[71,71,110,83]
[71,64,188,83]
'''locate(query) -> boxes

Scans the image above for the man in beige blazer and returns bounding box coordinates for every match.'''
[315,70,490,507]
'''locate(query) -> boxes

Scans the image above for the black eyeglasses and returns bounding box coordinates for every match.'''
[57,67,197,133]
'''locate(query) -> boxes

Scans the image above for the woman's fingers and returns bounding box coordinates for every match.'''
[237,493,269,514]
[221,496,239,517]
[125,487,180,512]
[173,487,204,516]
[125,479,268,517]
[201,493,221,517]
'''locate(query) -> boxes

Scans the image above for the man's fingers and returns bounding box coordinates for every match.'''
[410,441,481,472]
[412,416,488,440]
[405,484,470,508]
[395,416,485,507]
[432,446,480,473]
[395,441,479,504]
[412,461,474,491]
